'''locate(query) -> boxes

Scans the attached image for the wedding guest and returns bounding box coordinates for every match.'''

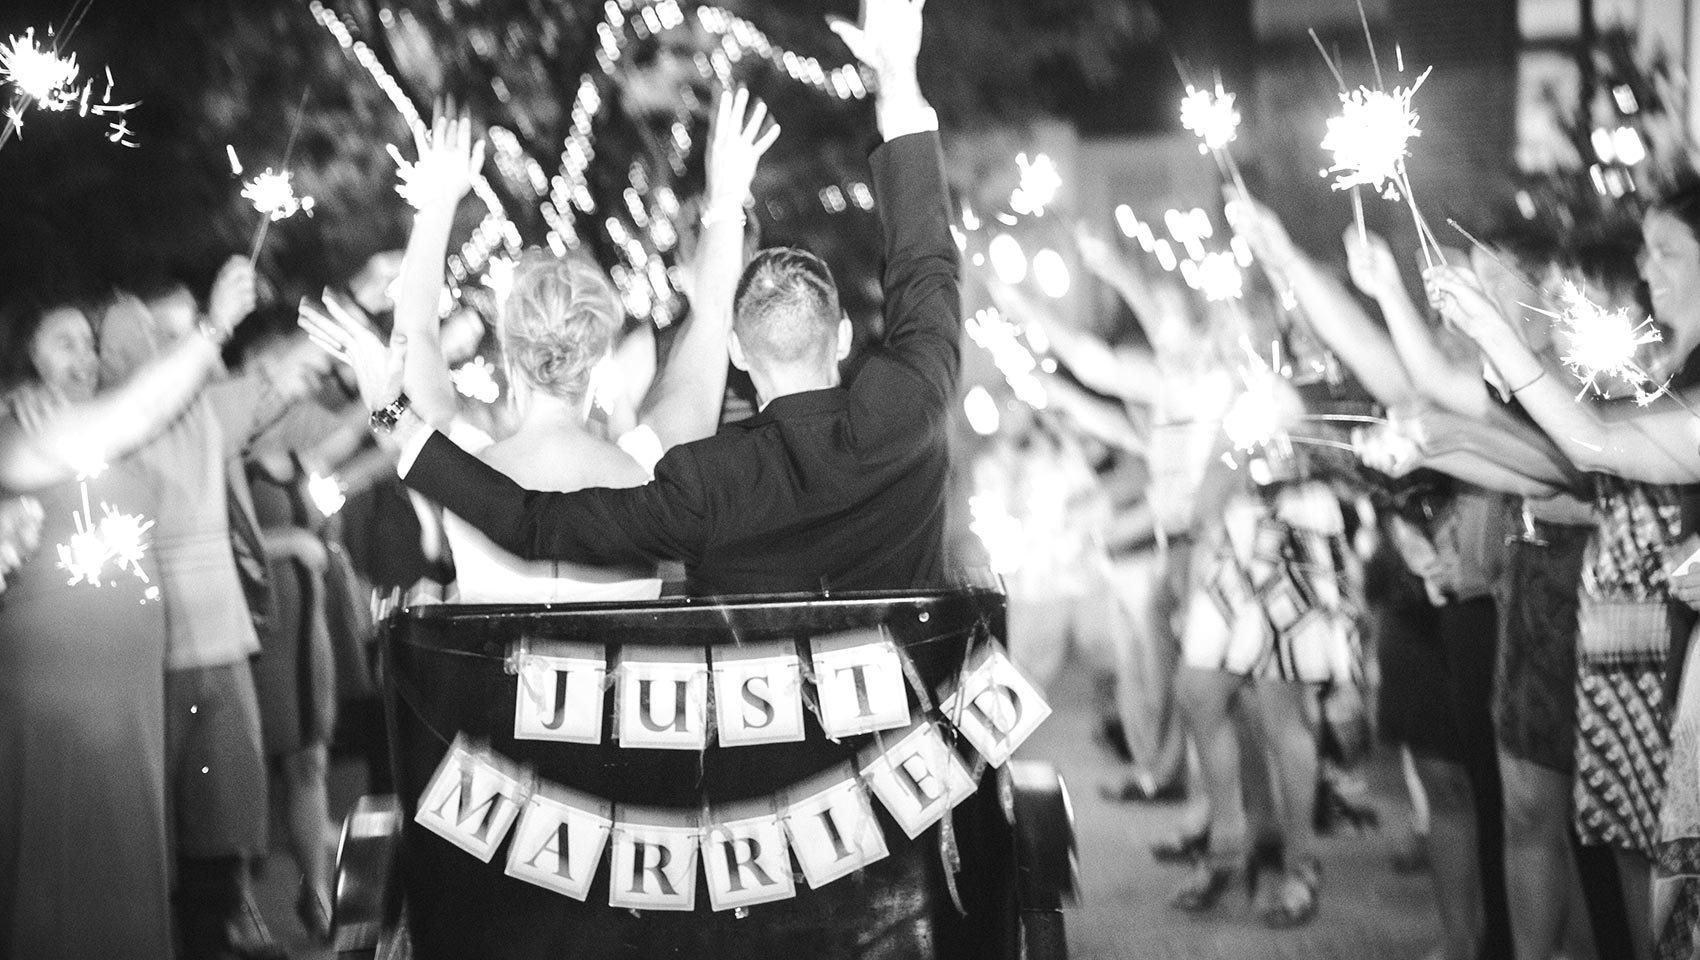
[1429,181,1700,959]
[107,262,278,960]
[0,278,246,960]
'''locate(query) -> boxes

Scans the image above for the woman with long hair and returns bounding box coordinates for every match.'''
[0,269,251,959]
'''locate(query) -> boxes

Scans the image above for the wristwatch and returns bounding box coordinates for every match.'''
[369,393,412,434]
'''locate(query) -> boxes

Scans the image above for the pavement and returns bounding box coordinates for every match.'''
[251,661,1441,960]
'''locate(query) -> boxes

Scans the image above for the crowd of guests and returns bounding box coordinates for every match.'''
[14,2,1700,959]
[0,0,955,956]
[979,150,1700,956]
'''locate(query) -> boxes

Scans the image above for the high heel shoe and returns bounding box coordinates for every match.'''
[297,877,334,944]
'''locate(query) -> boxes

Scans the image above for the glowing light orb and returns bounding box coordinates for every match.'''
[969,493,1024,575]
[1009,152,1061,217]
[988,233,1027,285]
[306,472,347,518]
[1197,251,1244,302]
[242,168,315,222]
[963,386,1001,436]
[965,308,1047,410]
[1320,72,1429,200]
[1033,248,1070,299]
[1180,83,1240,154]
[1223,385,1282,453]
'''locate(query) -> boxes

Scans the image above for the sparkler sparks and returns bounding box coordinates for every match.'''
[1196,250,1244,302]
[1008,152,1061,217]
[965,308,1048,410]
[451,356,501,404]
[241,168,315,222]
[0,27,138,151]
[1320,74,1429,200]
[1223,381,1283,453]
[56,499,154,589]
[1180,83,1240,154]
[1,28,79,104]
[1541,281,1664,402]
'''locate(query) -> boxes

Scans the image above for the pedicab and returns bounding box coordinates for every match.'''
[329,584,1078,959]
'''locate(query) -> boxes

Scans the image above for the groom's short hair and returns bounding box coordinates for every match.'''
[733,246,841,366]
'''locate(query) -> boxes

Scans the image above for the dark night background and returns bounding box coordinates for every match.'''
[0,0,1216,326]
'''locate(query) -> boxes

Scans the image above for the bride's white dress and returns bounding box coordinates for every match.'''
[443,423,663,604]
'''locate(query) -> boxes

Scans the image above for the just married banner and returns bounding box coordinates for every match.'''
[414,638,1050,912]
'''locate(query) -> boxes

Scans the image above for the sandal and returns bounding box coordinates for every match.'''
[1259,857,1322,929]
[1169,861,1235,912]
[1150,827,1210,864]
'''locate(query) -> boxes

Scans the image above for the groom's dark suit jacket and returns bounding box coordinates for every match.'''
[402,131,961,597]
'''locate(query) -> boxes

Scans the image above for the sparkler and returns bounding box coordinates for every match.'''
[1536,281,1665,403]
[1196,250,1244,302]
[0,22,139,152]
[54,463,154,589]
[451,356,501,404]
[1319,73,1446,268]
[241,90,313,261]
[1008,152,1062,217]
[1179,81,1250,198]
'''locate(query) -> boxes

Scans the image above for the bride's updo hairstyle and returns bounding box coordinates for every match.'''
[500,250,622,400]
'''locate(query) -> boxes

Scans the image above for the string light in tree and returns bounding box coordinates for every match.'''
[308,0,518,296]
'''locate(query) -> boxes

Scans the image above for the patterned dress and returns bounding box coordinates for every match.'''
[1574,474,1685,854]
[1182,480,1361,686]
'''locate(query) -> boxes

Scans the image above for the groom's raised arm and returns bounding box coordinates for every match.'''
[835,0,960,425]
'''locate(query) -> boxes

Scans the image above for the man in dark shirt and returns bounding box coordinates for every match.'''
[360,0,959,596]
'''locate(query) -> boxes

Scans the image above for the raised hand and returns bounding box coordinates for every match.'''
[297,295,406,413]
[828,0,925,87]
[704,88,780,217]
[1344,228,1402,301]
[206,255,258,337]
[1223,188,1299,274]
[1424,264,1506,341]
[389,100,486,214]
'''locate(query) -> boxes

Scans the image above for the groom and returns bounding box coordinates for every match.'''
[365,0,960,596]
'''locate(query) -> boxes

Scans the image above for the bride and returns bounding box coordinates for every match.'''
[324,91,776,602]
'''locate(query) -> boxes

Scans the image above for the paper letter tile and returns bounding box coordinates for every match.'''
[811,628,910,738]
[513,641,607,744]
[504,784,613,901]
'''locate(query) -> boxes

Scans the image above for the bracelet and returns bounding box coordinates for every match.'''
[369,393,412,435]
[1509,368,1546,395]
